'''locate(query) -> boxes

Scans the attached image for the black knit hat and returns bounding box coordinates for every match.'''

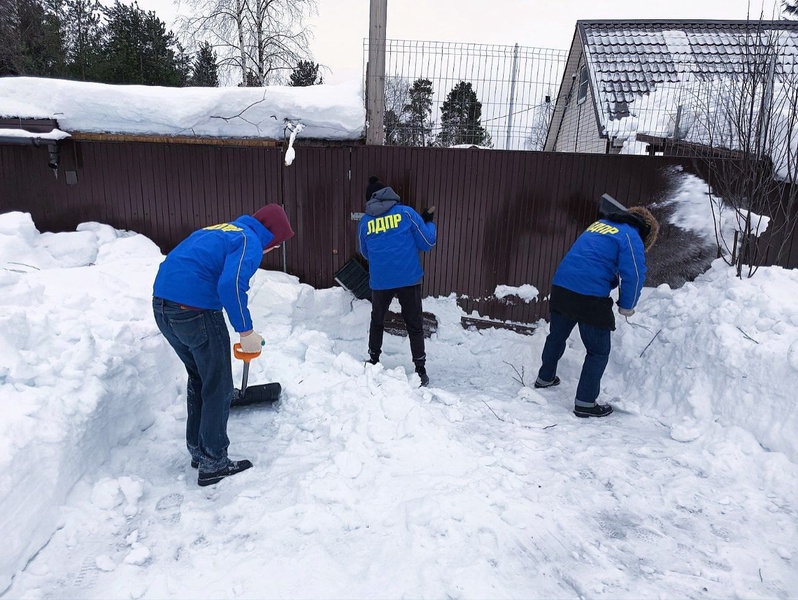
[365,175,387,201]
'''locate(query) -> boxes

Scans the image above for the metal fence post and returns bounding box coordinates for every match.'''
[506,43,519,150]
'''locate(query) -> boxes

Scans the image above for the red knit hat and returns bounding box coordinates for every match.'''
[252,204,295,250]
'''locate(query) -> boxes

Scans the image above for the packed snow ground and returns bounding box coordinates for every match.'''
[1,211,797,599]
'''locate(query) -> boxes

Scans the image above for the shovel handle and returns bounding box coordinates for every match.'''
[233,342,261,361]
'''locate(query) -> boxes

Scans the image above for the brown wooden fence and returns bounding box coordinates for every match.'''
[2,140,795,324]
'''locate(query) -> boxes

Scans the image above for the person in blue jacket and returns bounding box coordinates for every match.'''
[534,203,659,418]
[152,204,295,485]
[358,177,437,386]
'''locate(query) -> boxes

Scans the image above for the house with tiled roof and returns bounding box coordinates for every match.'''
[544,20,798,156]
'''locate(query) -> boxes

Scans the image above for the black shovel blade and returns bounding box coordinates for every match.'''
[600,193,628,216]
[232,382,282,407]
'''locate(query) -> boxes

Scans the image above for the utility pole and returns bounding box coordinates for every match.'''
[365,0,387,145]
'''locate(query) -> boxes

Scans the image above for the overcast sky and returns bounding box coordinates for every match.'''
[146,0,784,84]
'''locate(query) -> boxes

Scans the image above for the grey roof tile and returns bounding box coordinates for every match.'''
[578,20,798,121]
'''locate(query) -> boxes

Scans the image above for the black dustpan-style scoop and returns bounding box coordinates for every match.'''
[231,343,282,407]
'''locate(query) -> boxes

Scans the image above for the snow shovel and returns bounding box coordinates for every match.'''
[231,343,282,407]
[599,193,628,215]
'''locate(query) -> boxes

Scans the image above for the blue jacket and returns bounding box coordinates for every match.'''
[552,218,647,310]
[153,215,274,332]
[358,187,437,290]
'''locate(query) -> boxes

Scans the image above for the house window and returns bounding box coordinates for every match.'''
[576,65,589,105]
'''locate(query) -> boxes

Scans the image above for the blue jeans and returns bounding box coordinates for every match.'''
[153,297,233,471]
[537,312,611,406]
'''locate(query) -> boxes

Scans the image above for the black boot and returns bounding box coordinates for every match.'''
[415,364,430,387]
[534,375,561,389]
[573,403,613,418]
[198,459,253,486]
[367,351,380,365]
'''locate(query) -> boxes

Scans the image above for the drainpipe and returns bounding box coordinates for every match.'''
[0,136,61,177]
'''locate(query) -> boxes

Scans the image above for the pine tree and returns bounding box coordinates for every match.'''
[59,0,103,81]
[99,1,189,86]
[239,69,261,87]
[437,81,491,147]
[402,78,434,147]
[0,0,24,75]
[190,41,219,86]
[383,108,404,145]
[785,1,798,17]
[0,0,65,77]
[289,60,322,86]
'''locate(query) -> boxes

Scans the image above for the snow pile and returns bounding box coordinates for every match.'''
[0,213,172,589]
[1,211,797,598]
[494,283,539,302]
[610,262,798,459]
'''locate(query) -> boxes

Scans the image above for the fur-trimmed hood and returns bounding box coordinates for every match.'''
[627,206,659,251]
[604,205,659,252]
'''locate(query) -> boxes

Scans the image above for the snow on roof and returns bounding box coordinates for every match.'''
[578,20,798,124]
[0,128,71,142]
[572,21,798,179]
[0,76,366,141]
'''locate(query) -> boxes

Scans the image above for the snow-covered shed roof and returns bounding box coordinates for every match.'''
[0,77,366,143]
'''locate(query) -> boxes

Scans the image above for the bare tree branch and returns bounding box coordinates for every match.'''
[176,0,317,86]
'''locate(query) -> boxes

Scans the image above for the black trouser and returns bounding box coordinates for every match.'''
[368,284,426,366]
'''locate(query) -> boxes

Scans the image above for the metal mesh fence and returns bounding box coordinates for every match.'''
[364,39,567,150]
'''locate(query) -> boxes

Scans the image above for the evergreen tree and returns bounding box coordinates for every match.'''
[239,69,261,87]
[190,41,219,86]
[289,60,322,86]
[383,108,404,145]
[437,81,491,147]
[0,0,64,77]
[99,1,189,86]
[402,78,434,147]
[0,0,24,75]
[59,0,103,80]
[785,1,798,17]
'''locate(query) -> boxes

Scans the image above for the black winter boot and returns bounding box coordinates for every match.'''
[367,351,380,365]
[198,459,253,486]
[534,375,561,389]
[415,364,430,387]
[573,403,613,418]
